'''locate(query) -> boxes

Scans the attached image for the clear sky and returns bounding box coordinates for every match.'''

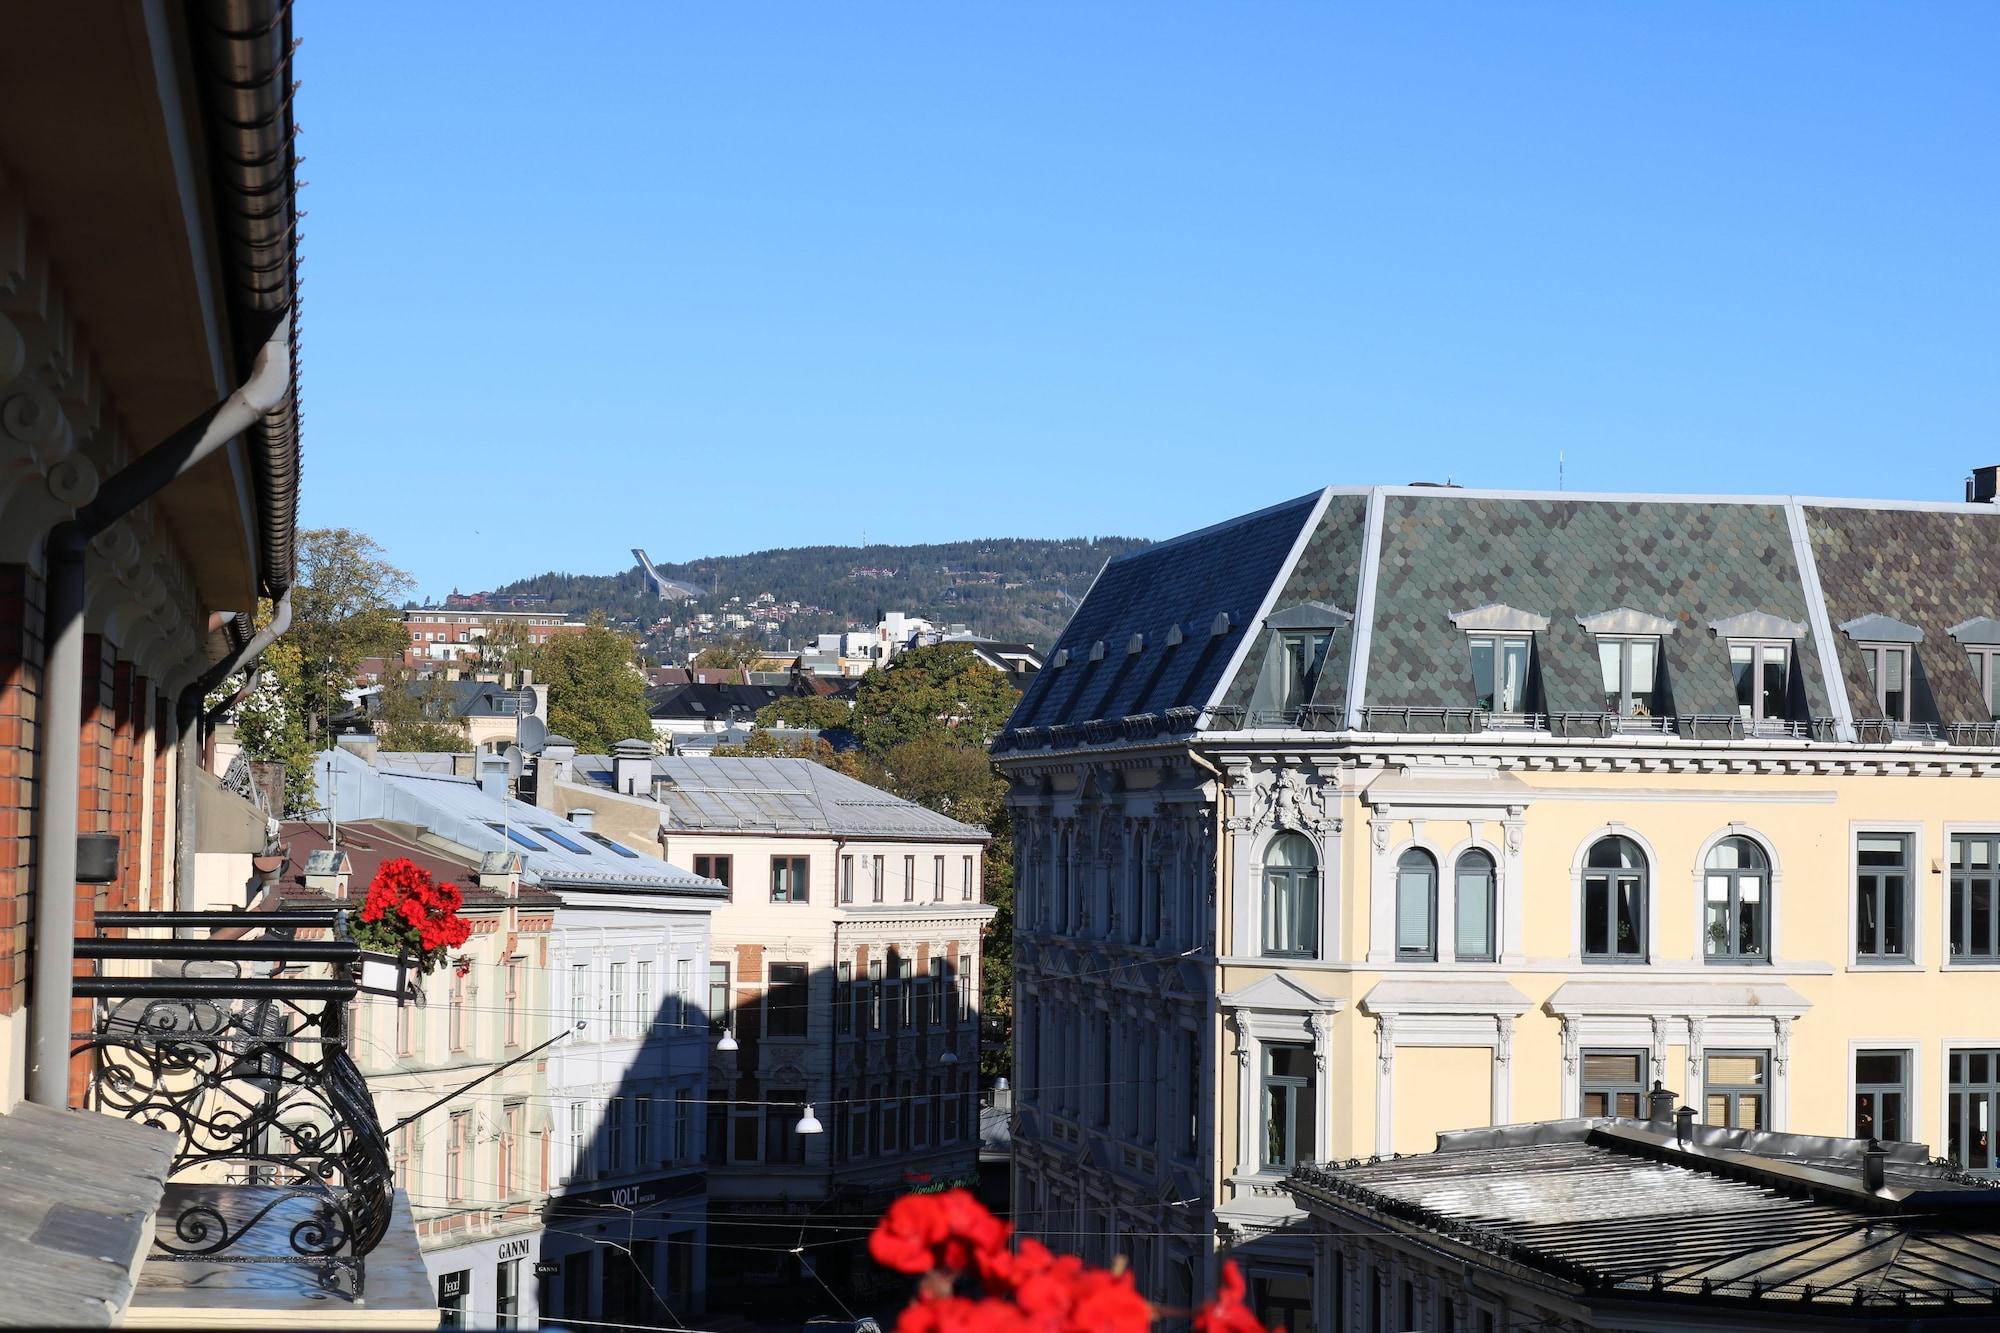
[298,3,2000,597]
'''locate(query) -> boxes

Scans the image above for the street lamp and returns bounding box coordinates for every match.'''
[795,1104,824,1135]
[717,1028,738,1052]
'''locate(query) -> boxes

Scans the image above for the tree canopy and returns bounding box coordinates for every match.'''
[850,643,1017,755]
[536,614,654,754]
[692,636,759,669]
[373,670,471,753]
[753,694,853,733]
[289,528,413,750]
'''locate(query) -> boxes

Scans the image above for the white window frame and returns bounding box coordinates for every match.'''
[1223,999,1338,1183]
[1465,631,1535,716]
[1849,820,1924,968]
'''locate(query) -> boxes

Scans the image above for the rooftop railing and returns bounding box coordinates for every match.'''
[71,909,392,1296]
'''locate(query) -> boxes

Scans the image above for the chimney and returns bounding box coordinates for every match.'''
[478,751,510,802]
[1969,465,2000,504]
[1862,1138,1888,1192]
[303,848,351,899]
[536,737,577,810]
[1647,1081,1676,1125]
[570,808,595,832]
[612,737,653,797]
[479,849,521,898]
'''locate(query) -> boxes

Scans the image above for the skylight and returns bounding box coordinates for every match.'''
[484,821,545,851]
[583,831,640,859]
[532,825,594,856]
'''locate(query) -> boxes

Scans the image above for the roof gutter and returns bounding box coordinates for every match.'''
[27,311,293,1108]
[194,0,304,598]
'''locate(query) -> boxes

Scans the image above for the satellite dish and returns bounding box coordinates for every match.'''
[505,744,524,781]
[517,715,548,756]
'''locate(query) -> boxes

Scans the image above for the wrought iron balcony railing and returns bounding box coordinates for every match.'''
[71,909,393,1296]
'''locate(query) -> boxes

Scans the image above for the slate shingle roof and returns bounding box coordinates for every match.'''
[1216,493,1369,719]
[1805,505,2000,727]
[1003,491,1322,738]
[996,485,2000,751]
[1365,497,1833,719]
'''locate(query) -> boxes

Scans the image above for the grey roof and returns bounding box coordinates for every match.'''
[1288,1119,2000,1317]
[570,754,989,841]
[1005,490,1322,737]
[995,485,2000,751]
[647,682,790,720]
[313,747,724,895]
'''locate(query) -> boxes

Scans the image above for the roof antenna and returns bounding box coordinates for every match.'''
[1558,450,1565,492]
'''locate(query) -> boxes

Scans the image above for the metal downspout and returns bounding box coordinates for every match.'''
[26,314,293,1107]
[165,591,293,914]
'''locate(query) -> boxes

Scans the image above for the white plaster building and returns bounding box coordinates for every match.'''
[531,749,992,1306]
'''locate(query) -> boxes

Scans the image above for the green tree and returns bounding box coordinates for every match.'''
[290,528,413,750]
[373,670,470,752]
[863,736,1003,827]
[850,644,1017,756]
[692,635,758,669]
[536,614,654,754]
[218,624,316,812]
[753,694,853,733]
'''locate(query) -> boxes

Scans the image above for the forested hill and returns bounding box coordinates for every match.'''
[490,536,1151,646]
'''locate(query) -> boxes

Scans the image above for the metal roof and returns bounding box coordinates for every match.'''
[570,754,989,841]
[1288,1120,2000,1317]
[313,748,724,896]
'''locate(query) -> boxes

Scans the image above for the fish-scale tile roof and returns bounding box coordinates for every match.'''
[1215,493,1370,720]
[1804,505,2000,726]
[1001,491,1322,739]
[1364,496,1833,719]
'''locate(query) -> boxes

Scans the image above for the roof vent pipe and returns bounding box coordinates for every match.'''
[1647,1081,1676,1125]
[479,752,509,802]
[1863,1138,1888,1192]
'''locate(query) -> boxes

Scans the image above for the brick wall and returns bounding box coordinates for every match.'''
[0,565,42,1015]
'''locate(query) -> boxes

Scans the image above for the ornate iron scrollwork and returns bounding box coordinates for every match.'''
[72,911,393,1294]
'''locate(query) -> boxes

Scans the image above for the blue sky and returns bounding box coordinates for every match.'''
[298,3,2000,596]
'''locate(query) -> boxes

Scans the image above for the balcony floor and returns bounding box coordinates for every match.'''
[126,1187,435,1329]
[0,1102,176,1327]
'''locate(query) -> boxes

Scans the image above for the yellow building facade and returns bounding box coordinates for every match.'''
[999,483,2000,1331]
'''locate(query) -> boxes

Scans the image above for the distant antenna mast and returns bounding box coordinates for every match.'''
[1558,450,1565,492]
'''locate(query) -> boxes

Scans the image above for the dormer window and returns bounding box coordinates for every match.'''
[1858,643,1912,724]
[1276,632,1333,712]
[1579,610,1677,721]
[1596,638,1660,717]
[1249,603,1351,723]
[1731,641,1791,725]
[1840,614,1926,730]
[1951,619,2000,719]
[1709,612,1809,736]
[1452,606,1548,718]
[1470,634,1532,713]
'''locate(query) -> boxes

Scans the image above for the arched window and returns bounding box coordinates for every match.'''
[1396,848,1438,961]
[1454,849,1497,962]
[1704,836,1769,961]
[1582,836,1647,961]
[1261,833,1319,958]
